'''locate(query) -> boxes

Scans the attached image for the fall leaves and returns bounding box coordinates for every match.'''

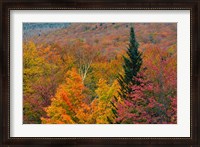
[41,68,89,124]
[23,23,177,124]
[41,69,119,124]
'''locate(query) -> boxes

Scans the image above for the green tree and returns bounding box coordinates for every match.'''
[118,26,142,99]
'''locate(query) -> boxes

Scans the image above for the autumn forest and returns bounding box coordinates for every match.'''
[23,23,177,124]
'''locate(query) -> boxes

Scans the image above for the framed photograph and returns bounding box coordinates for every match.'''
[1,0,199,146]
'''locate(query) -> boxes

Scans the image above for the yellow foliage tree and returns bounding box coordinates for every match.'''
[89,79,119,124]
[23,41,45,94]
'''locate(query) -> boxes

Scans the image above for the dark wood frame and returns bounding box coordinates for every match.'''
[0,0,199,146]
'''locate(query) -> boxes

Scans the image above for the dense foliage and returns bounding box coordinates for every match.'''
[23,23,177,124]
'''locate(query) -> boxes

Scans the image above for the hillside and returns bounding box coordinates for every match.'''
[23,23,177,124]
[25,23,176,54]
[23,23,70,41]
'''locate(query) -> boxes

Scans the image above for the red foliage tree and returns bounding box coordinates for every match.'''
[116,73,177,124]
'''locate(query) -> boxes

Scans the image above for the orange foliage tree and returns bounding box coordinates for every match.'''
[41,68,90,124]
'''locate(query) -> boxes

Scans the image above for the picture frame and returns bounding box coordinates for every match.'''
[0,0,199,146]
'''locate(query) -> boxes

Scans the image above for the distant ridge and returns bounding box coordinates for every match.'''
[23,23,71,39]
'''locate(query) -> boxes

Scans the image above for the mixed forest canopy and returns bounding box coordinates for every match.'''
[23,23,177,124]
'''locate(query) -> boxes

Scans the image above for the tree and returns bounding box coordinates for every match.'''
[116,74,153,124]
[23,42,45,95]
[23,42,48,123]
[84,55,123,101]
[89,79,119,124]
[116,73,177,124]
[118,26,142,99]
[23,42,73,123]
[70,39,100,83]
[142,45,177,121]
[41,68,90,124]
[116,44,177,124]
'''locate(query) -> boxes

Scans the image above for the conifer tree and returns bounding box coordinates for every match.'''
[118,26,142,99]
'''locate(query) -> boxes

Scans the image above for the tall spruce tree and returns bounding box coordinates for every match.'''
[118,26,142,99]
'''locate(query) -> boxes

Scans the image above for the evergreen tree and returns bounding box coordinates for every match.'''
[118,26,142,99]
